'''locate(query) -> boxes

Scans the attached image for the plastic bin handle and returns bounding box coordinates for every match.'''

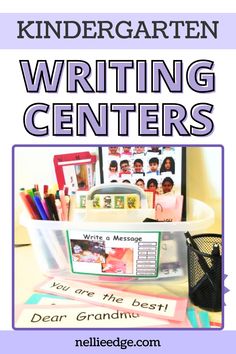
[87,183,144,199]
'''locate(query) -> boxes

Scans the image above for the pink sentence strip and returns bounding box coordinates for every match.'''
[35,277,188,322]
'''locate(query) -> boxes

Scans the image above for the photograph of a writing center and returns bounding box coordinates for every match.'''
[14,145,222,329]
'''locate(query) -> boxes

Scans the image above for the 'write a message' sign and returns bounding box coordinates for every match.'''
[67,230,160,278]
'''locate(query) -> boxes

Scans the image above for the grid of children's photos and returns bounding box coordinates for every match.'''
[101,146,184,196]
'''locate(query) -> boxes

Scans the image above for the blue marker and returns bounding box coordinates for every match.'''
[33,195,48,220]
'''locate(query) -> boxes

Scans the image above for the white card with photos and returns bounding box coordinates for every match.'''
[100,146,185,201]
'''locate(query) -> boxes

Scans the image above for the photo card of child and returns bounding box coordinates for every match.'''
[100,145,186,220]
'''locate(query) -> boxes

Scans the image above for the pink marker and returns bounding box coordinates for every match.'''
[41,199,51,219]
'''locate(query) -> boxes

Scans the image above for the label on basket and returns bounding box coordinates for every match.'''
[66,230,160,278]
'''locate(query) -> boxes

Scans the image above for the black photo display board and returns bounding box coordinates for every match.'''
[99,146,186,220]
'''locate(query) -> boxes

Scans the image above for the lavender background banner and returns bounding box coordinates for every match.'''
[0,13,235,49]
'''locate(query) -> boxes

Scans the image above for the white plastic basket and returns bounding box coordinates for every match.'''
[20,198,214,284]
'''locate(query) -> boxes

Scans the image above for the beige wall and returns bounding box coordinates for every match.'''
[187,146,222,234]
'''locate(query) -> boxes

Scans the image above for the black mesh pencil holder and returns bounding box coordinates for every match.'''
[187,233,222,312]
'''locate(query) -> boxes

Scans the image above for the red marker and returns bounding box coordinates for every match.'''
[64,186,69,196]
[19,191,39,219]
[43,185,49,196]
